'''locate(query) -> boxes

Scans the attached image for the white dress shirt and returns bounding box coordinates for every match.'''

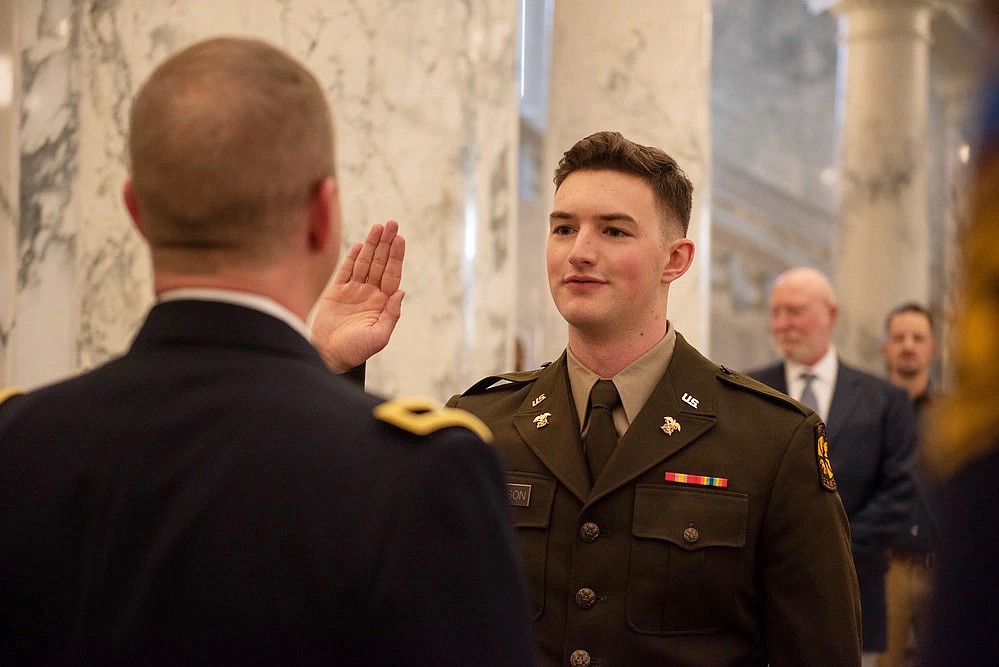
[783,345,839,423]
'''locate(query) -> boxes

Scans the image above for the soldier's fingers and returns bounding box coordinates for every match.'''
[332,242,363,286]
[367,220,399,287]
[380,234,405,295]
[350,223,384,282]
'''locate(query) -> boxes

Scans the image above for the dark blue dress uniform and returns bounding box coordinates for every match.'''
[448,333,862,667]
[0,300,537,666]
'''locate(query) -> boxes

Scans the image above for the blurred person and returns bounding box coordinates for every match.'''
[749,267,917,665]
[0,37,536,667]
[923,2,999,663]
[316,131,863,666]
[878,303,939,667]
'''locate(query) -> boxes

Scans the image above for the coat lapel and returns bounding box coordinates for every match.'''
[512,354,592,504]
[587,335,718,508]
[827,361,861,444]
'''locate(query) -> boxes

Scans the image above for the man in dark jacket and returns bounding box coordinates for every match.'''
[878,302,938,667]
[0,37,536,667]
[749,268,916,664]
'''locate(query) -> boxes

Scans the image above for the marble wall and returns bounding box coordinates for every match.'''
[3,0,520,401]
[0,0,15,384]
[522,0,712,364]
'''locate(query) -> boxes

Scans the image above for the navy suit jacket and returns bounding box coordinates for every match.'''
[749,359,916,651]
[0,301,537,666]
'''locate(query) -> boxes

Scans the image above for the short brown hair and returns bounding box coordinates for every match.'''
[128,37,334,266]
[553,131,693,235]
[884,302,936,336]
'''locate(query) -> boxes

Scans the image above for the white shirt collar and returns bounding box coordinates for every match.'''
[784,344,839,422]
[157,288,312,341]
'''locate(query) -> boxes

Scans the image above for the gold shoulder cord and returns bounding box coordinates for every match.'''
[374,396,493,443]
[0,388,25,407]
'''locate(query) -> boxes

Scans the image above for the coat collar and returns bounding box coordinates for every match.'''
[512,334,719,507]
[130,300,327,370]
[512,351,591,504]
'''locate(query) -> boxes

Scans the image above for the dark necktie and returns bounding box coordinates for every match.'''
[584,379,622,482]
[799,372,819,414]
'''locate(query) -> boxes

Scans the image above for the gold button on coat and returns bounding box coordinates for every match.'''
[575,588,597,609]
[579,522,600,543]
[570,649,591,667]
[683,526,700,543]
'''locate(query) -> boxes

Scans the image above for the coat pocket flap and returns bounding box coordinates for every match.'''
[632,484,748,551]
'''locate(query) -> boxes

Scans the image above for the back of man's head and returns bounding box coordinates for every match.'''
[128,37,335,271]
[553,131,693,237]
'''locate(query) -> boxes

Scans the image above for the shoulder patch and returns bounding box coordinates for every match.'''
[374,396,492,443]
[0,387,25,408]
[815,421,838,492]
[716,369,810,416]
[461,368,543,396]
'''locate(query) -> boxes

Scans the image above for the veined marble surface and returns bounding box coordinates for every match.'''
[527,0,712,363]
[5,0,519,401]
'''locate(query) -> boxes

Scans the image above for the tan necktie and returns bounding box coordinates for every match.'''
[584,379,621,481]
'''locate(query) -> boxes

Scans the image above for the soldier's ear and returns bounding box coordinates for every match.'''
[662,237,694,285]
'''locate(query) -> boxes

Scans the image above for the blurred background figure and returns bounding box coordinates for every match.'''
[878,303,939,667]
[924,3,999,665]
[749,268,917,665]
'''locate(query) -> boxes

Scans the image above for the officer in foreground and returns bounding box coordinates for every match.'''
[0,37,536,666]
[317,131,862,666]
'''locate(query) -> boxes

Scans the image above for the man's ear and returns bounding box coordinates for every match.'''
[662,237,695,285]
[123,177,145,239]
[307,176,337,253]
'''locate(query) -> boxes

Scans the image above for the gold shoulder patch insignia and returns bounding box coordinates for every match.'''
[374,396,493,443]
[0,387,25,407]
[815,422,837,492]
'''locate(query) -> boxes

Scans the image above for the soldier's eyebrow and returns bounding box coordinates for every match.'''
[549,211,638,224]
[596,213,637,224]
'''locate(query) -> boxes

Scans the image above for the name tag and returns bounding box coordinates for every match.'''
[507,483,532,507]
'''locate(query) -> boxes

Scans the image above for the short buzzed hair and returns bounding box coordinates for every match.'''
[884,302,936,336]
[553,131,693,236]
[128,37,334,266]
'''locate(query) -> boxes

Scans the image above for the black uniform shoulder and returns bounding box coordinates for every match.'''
[715,365,810,417]
[0,387,26,420]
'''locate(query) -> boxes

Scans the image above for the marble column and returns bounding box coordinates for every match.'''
[4,0,519,402]
[520,0,713,363]
[6,0,82,389]
[932,75,976,384]
[0,0,16,385]
[818,0,936,372]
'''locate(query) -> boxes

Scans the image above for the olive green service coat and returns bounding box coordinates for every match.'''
[448,333,862,667]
